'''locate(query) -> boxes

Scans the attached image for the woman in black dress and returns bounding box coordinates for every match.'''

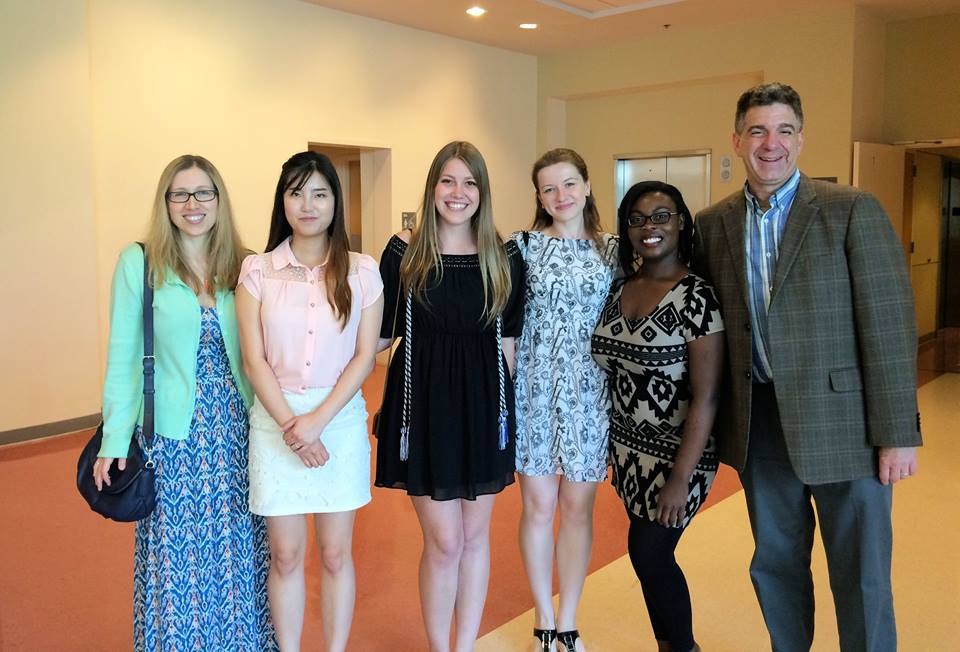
[375,141,525,652]
[591,181,724,652]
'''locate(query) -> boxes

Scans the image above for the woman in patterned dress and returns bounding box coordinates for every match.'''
[512,149,618,652]
[375,141,525,652]
[93,155,274,650]
[236,151,384,652]
[591,181,724,652]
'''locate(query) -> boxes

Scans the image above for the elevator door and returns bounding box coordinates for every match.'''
[615,153,711,219]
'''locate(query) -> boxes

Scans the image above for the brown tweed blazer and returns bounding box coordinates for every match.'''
[692,174,921,484]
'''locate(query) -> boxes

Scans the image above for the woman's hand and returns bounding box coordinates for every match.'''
[93,457,127,491]
[293,441,330,468]
[281,413,331,467]
[656,476,688,528]
[281,412,326,446]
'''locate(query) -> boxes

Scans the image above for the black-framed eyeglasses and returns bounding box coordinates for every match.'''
[166,189,218,203]
[626,210,680,228]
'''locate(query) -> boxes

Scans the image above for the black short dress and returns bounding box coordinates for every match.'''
[375,235,525,500]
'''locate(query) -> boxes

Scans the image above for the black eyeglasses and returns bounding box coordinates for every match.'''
[166,189,218,203]
[626,210,680,228]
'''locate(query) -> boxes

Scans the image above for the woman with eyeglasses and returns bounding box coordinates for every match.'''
[591,181,724,652]
[93,155,274,650]
[237,151,383,652]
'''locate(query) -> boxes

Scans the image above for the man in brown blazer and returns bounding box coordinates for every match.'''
[692,82,922,651]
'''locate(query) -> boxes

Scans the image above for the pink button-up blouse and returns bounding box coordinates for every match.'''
[239,238,383,393]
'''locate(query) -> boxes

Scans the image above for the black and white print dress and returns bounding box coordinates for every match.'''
[591,274,724,526]
[512,231,618,482]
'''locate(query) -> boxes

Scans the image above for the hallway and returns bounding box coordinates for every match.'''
[0,371,956,651]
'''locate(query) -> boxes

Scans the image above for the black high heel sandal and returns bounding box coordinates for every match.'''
[557,629,581,652]
[533,628,556,651]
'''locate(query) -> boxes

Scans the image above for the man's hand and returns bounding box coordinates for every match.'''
[878,446,917,485]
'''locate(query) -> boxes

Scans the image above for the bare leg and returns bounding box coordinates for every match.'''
[556,479,598,652]
[266,514,309,652]
[519,474,561,638]
[412,496,465,652]
[453,494,496,652]
[313,510,357,652]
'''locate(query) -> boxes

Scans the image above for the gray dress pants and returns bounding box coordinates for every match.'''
[740,383,896,652]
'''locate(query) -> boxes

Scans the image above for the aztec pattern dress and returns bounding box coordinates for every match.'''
[133,307,275,651]
[512,231,618,482]
[591,274,724,527]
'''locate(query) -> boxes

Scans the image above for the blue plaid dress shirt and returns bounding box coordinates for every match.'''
[744,169,801,383]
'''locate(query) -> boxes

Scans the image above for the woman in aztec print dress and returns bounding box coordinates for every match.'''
[94,155,274,651]
[591,181,724,652]
[237,151,383,652]
[512,148,618,652]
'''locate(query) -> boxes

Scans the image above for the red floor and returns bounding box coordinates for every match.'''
[0,366,741,651]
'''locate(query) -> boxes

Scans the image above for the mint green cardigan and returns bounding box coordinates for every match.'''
[99,243,253,458]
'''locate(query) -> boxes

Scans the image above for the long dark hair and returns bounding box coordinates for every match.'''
[266,151,353,327]
[617,180,694,276]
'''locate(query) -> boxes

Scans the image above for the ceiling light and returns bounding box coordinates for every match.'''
[466,6,486,17]
[519,23,538,29]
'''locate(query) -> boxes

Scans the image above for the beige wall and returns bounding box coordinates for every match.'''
[0,0,102,431]
[87,0,537,335]
[1,0,536,432]
[563,73,760,225]
[538,4,859,229]
[883,13,960,337]
[5,1,957,433]
[884,13,960,142]
[851,6,886,142]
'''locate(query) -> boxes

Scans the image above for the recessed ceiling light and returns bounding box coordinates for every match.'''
[519,23,538,29]
[466,6,486,17]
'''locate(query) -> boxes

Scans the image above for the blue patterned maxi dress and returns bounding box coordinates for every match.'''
[133,307,275,651]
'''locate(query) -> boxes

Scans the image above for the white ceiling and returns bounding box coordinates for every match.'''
[301,0,960,55]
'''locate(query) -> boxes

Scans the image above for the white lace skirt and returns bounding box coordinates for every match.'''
[248,388,371,516]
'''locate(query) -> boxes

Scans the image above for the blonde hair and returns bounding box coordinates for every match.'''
[144,155,245,293]
[400,141,511,326]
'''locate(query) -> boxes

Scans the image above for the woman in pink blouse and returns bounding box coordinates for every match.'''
[236,151,384,652]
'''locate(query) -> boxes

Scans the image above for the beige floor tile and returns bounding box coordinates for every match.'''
[478,374,960,651]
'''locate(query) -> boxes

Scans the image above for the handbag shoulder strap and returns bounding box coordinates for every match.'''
[379,231,412,391]
[379,280,403,397]
[137,243,156,449]
[516,230,530,260]
[511,231,531,266]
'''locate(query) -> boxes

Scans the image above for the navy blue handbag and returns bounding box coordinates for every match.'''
[76,244,157,522]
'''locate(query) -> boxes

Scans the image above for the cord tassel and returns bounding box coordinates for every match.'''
[498,410,508,450]
[495,314,508,451]
[399,426,409,461]
[400,289,413,461]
